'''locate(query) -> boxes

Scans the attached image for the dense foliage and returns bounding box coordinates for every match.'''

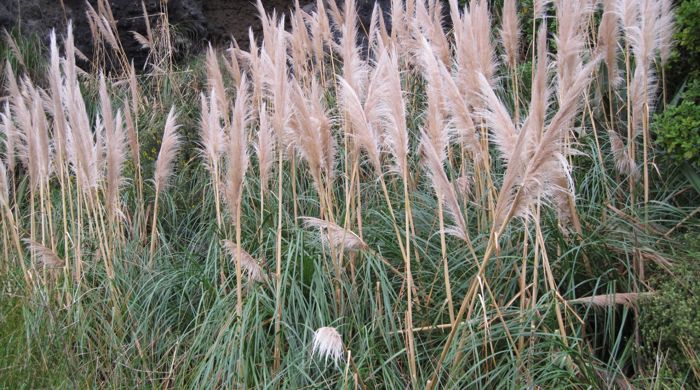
[654,80,700,166]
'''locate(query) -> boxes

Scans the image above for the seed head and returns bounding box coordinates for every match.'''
[312,326,344,366]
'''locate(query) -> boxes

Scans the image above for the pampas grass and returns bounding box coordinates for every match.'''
[312,326,344,366]
[255,102,275,215]
[100,74,127,224]
[24,238,64,269]
[1,102,17,175]
[301,216,367,253]
[149,107,181,264]
[224,75,251,316]
[0,1,686,388]
[568,292,653,307]
[222,239,267,283]
[500,0,519,71]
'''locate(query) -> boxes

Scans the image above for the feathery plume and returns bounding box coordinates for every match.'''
[0,160,8,208]
[627,0,659,134]
[598,0,621,87]
[105,109,127,221]
[19,82,52,189]
[337,0,367,95]
[308,0,332,67]
[141,0,154,48]
[310,79,335,181]
[390,0,407,46]
[262,20,292,142]
[471,0,497,88]
[476,73,519,163]
[312,326,344,366]
[289,79,332,193]
[128,62,140,115]
[568,292,653,307]
[338,76,382,174]
[615,0,638,34]
[100,74,127,219]
[500,0,519,70]
[301,216,367,252]
[124,103,140,172]
[206,45,229,120]
[255,0,278,51]
[555,0,592,102]
[415,35,449,162]
[240,29,264,117]
[48,30,68,172]
[255,103,275,195]
[226,43,242,87]
[420,134,468,241]
[609,130,638,177]
[376,50,409,176]
[131,31,151,50]
[366,2,382,58]
[222,239,267,282]
[3,30,27,69]
[86,3,120,52]
[525,24,550,144]
[154,108,182,192]
[1,102,16,174]
[290,0,312,79]
[483,46,599,228]
[376,2,391,51]
[5,65,30,171]
[63,27,102,193]
[224,75,250,221]
[657,0,675,67]
[63,23,78,90]
[23,239,64,269]
[199,88,226,173]
[289,81,323,189]
[438,62,481,161]
[533,0,550,19]
[449,0,497,102]
[415,0,450,65]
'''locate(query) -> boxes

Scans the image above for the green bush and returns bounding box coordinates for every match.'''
[664,0,700,96]
[641,232,700,385]
[654,80,700,167]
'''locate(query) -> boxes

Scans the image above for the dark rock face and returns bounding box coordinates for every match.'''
[1,0,208,70]
[0,0,418,70]
[0,0,308,70]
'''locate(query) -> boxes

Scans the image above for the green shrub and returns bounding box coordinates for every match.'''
[641,232,700,385]
[665,0,700,96]
[654,80,700,167]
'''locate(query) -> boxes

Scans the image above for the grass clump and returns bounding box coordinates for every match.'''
[0,0,698,388]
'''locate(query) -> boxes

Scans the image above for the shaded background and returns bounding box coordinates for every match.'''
[0,0,313,69]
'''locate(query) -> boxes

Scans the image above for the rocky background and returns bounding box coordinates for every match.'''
[0,0,308,69]
[0,0,396,70]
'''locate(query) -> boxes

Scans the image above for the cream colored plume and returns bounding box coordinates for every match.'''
[154,108,182,193]
[24,239,64,269]
[222,240,267,282]
[301,216,367,253]
[312,326,344,366]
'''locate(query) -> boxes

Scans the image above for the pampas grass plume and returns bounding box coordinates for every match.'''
[500,0,519,69]
[301,216,367,252]
[154,107,182,192]
[312,326,344,366]
[24,239,64,269]
[222,239,267,282]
